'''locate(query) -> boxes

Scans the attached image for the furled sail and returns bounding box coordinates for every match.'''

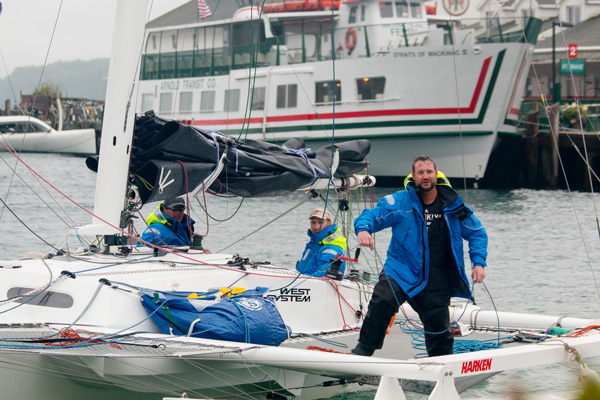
[88,113,371,204]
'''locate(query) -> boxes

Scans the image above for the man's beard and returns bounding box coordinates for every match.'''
[417,181,436,192]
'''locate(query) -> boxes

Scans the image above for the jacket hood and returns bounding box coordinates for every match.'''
[306,223,338,242]
[403,170,451,190]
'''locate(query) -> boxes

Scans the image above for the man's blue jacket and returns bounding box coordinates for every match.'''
[354,184,487,299]
[141,206,195,247]
[296,224,347,277]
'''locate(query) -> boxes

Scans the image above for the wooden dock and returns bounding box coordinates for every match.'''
[482,104,600,191]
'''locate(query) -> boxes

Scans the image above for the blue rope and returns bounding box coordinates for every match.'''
[399,320,509,358]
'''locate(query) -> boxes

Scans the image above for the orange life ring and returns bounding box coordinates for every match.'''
[345,28,357,50]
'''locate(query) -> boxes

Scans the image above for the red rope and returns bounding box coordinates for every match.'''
[43,328,122,349]
[566,325,600,338]
[306,345,347,354]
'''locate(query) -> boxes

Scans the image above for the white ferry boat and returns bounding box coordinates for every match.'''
[137,0,541,181]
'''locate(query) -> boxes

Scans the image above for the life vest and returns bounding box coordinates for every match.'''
[146,206,170,226]
[318,227,347,250]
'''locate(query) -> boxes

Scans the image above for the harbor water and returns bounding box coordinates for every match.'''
[0,153,599,399]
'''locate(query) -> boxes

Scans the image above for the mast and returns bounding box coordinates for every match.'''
[76,0,149,236]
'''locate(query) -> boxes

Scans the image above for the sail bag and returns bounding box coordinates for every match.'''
[140,287,291,346]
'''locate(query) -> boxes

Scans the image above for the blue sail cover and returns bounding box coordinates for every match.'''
[140,287,291,346]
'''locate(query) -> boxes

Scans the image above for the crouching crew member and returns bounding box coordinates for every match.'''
[296,208,347,277]
[141,197,195,247]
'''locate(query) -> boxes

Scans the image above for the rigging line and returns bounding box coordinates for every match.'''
[446,14,468,196]
[41,351,190,396]
[0,193,62,253]
[196,194,244,222]
[0,1,71,225]
[554,38,600,235]
[217,192,315,253]
[561,133,600,184]
[178,357,265,400]
[256,16,336,142]
[528,16,600,298]
[94,357,213,398]
[27,0,64,127]
[549,128,600,299]
[0,49,23,109]
[0,153,78,227]
[237,1,265,142]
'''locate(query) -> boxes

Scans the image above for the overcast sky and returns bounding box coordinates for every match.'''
[0,0,189,78]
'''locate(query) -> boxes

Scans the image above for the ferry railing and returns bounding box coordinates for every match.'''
[139,17,541,81]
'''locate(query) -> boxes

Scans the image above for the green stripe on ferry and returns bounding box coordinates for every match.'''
[221,50,507,138]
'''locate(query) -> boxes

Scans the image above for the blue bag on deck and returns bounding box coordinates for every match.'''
[140,287,291,346]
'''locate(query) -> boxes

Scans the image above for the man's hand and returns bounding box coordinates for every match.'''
[472,265,486,283]
[357,231,374,250]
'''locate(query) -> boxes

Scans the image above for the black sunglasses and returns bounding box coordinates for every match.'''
[168,205,185,212]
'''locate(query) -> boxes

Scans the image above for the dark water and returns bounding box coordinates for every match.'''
[1,153,599,398]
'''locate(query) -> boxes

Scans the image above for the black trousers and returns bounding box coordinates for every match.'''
[357,275,453,357]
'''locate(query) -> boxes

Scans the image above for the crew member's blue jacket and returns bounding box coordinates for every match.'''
[354,183,487,299]
[141,205,195,247]
[297,224,347,278]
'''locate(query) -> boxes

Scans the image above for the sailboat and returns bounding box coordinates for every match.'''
[0,1,599,400]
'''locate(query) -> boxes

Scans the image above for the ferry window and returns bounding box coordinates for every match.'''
[395,2,409,18]
[159,93,173,113]
[349,6,358,23]
[410,2,422,18]
[276,84,297,108]
[7,287,73,309]
[142,55,159,80]
[146,33,159,53]
[224,89,240,112]
[356,77,385,100]
[177,53,193,78]
[568,6,581,25]
[233,20,265,47]
[361,5,366,21]
[161,30,177,52]
[141,94,154,113]
[252,87,265,111]
[316,80,341,103]
[379,2,393,18]
[179,92,193,113]
[159,54,176,79]
[201,91,215,112]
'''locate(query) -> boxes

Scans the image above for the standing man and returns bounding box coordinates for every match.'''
[141,197,195,247]
[296,208,347,277]
[351,155,487,357]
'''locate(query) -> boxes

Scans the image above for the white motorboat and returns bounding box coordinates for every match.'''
[0,115,97,155]
[0,1,598,400]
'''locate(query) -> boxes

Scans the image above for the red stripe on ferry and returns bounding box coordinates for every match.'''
[266,56,492,123]
[190,117,263,126]
[187,56,493,126]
